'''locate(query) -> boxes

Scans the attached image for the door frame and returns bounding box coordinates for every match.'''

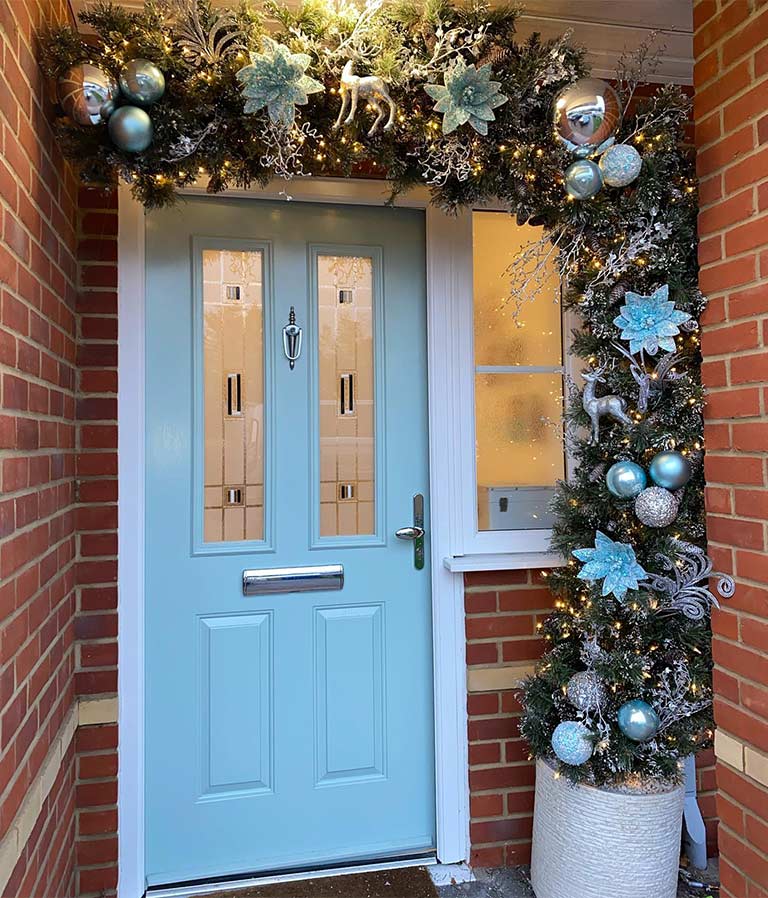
[117,179,471,898]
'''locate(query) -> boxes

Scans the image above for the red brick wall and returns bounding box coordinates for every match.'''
[695,1,768,895]
[465,569,552,866]
[0,1,79,895]
[74,188,119,897]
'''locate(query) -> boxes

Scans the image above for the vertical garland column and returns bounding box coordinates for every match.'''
[521,81,728,790]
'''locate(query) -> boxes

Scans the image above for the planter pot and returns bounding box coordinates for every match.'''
[531,758,684,898]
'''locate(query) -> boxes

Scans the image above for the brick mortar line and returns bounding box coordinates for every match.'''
[717,820,768,864]
[715,690,768,726]
[0,684,77,831]
[0,533,77,591]
[0,511,77,552]
[713,662,768,696]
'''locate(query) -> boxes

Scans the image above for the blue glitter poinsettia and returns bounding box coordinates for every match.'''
[237,36,324,126]
[573,531,648,601]
[424,59,508,135]
[613,284,691,355]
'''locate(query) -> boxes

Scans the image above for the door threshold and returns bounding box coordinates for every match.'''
[147,854,438,898]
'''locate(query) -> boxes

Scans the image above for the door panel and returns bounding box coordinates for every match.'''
[145,198,434,885]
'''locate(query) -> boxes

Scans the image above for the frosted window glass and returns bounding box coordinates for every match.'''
[473,212,565,532]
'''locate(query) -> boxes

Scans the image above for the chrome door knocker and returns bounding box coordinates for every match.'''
[282,306,302,370]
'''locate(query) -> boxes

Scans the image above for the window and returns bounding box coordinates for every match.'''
[439,207,569,566]
[472,212,566,534]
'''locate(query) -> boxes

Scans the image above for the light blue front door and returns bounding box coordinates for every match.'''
[145,197,435,886]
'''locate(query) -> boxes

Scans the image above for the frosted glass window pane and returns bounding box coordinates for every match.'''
[318,255,375,537]
[202,249,264,543]
[473,212,562,367]
[475,373,565,531]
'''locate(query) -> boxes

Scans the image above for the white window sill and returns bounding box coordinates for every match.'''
[443,551,565,572]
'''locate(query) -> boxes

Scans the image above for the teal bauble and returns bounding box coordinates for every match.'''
[119,59,166,106]
[551,721,593,765]
[606,461,647,499]
[649,450,692,490]
[599,143,642,187]
[564,159,603,199]
[108,106,153,153]
[617,700,660,742]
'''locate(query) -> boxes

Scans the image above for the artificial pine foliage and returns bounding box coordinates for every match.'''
[41,1,719,788]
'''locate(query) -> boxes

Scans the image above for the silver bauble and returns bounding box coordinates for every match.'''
[566,671,606,711]
[617,700,660,742]
[649,450,692,490]
[606,460,647,499]
[119,59,166,106]
[599,143,642,187]
[634,486,679,528]
[564,159,603,199]
[57,63,118,126]
[551,721,594,766]
[108,106,153,153]
[553,78,622,152]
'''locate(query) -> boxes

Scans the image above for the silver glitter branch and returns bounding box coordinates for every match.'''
[652,660,711,733]
[260,120,320,193]
[583,211,672,302]
[646,539,735,621]
[414,136,474,186]
[502,224,585,316]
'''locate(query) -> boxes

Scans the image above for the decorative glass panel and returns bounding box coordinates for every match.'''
[317,255,375,537]
[202,249,264,543]
[473,211,565,531]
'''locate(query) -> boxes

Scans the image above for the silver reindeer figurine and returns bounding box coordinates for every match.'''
[582,366,634,444]
[333,61,397,137]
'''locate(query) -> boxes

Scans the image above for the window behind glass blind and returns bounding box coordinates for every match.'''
[473,212,565,532]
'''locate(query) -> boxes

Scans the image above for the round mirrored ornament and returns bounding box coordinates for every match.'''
[617,700,660,742]
[599,143,642,187]
[553,78,622,152]
[566,671,605,711]
[551,721,594,765]
[108,105,153,153]
[57,63,118,126]
[564,159,603,200]
[606,460,647,499]
[119,59,166,106]
[649,450,692,490]
[634,486,679,528]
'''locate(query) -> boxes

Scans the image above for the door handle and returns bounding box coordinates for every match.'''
[395,494,425,570]
[395,526,424,540]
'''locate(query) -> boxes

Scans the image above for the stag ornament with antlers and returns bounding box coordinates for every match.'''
[582,366,634,444]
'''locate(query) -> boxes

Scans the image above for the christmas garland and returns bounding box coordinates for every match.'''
[42,0,730,789]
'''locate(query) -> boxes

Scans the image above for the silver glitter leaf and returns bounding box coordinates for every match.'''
[646,539,735,620]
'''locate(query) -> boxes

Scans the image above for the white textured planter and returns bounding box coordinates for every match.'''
[531,759,684,898]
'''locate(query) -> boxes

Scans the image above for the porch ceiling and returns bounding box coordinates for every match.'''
[68,0,693,84]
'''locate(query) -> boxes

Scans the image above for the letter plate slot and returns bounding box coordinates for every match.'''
[243,564,344,596]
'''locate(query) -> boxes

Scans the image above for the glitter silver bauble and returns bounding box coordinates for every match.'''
[599,143,642,187]
[566,671,606,711]
[551,721,594,765]
[119,59,166,106]
[564,159,603,199]
[617,700,660,742]
[108,106,153,153]
[57,63,118,126]
[553,78,622,152]
[634,486,679,528]
[606,460,647,499]
[649,450,692,490]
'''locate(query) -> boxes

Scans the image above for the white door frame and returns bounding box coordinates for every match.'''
[117,178,470,898]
